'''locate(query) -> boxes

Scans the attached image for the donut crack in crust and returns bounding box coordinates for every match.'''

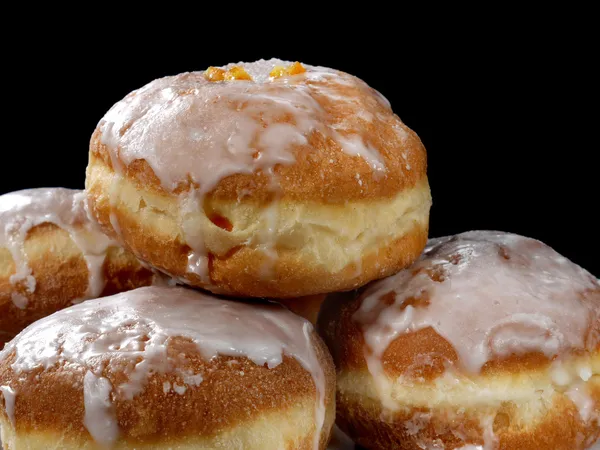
[319,230,600,450]
[85,58,431,298]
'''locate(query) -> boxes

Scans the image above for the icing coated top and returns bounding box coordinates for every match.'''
[98,58,395,193]
[0,188,114,308]
[97,59,410,283]
[354,230,600,376]
[0,286,326,449]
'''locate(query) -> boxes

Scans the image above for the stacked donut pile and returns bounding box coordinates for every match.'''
[0,59,598,450]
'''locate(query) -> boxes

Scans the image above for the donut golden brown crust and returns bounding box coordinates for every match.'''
[85,58,431,298]
[0,287,336,449]
[0,189,155,346]
[318,231,600,450]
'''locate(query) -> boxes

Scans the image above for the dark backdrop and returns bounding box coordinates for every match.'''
[4,29,597,276]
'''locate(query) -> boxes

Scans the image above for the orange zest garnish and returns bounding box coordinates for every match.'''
[270,66,286,78]
[204,67,226,82]
[269,61,306,79]
[224,66,252,81]
[204,66,253,82]
[287,61,306,75]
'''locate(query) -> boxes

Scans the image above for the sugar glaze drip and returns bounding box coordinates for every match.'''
[354,230,600,447]
[98,59,402,283]
[0,286,327,449]
[0,188,115,308]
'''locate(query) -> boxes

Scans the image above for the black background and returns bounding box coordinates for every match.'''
[4,20,597,277]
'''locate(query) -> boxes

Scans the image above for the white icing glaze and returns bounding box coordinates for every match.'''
[83,371,119,447]
[0,386,15,426]
[98,58,397,280]
[180,371,203,386]
[0,188,115,307]
[580,366,593,381]
[354,231,599,411]
[551,362,572,386]
[480,414,499,450]
[0,286,326,449]
[99,59,383,193]
[404,412,432,436]
[567,382,596,423]
[173,383,187,395]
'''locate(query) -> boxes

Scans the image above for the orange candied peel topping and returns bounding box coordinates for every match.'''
[204,67,226,81]
[270,62,306,78]
[204,66,253,82]
[224,66,252,81]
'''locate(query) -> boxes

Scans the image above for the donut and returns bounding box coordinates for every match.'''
[0,188,160,345]
[0,285,336,449]
[318,230,600,449]
[85,58,432,298]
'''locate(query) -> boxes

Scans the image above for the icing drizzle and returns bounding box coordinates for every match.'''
[353,231,599,447]
[355,230,599,376]
[97,59,401,282]
[100,59,391,190]
[0,188,115,308]
[0,386,15,426]
[0,286,327,449]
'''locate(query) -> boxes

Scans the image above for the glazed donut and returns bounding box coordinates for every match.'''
[0,285,336,449]
[86,58,431,298]
[318,231,600,449]
[0,188,159,345]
